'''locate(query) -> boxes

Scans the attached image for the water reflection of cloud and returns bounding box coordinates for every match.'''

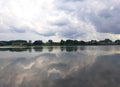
[21,62,35,70]
[0,50,96,86]
[0,46,120,87]
[52,54,120,87]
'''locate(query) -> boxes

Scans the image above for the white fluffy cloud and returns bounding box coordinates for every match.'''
[0,0,120,41]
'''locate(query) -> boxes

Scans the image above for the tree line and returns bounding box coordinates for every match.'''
[0,39,120,46]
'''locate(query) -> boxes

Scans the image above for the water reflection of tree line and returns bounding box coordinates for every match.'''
[0,48,30,52]
[33,47,43,52]
[0,46,88,52]
[60,47,78,52]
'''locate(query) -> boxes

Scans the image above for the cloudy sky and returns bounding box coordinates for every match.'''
[0,0,120,41]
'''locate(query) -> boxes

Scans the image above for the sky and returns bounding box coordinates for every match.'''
[0,0,120,41]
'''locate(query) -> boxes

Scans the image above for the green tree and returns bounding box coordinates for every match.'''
[33,40,43,46]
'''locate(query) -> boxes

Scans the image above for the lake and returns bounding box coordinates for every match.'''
[0,46,120,87]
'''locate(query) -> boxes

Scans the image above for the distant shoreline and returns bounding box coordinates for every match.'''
[0,39,120,47]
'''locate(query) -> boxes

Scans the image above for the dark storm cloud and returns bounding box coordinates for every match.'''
[33,30,56,37]
[55,0,120,35]
[50,19,69,26]
[11,28,26,33]
[57,27,85,38]
[0,25,26,33]
[61,0,85,2]
[91,6,120,34]
[49,18,86,38]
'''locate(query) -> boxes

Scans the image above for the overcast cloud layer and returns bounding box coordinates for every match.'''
[0,0,120,41]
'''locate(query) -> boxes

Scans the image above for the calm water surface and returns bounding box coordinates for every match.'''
[0,46,120,87]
